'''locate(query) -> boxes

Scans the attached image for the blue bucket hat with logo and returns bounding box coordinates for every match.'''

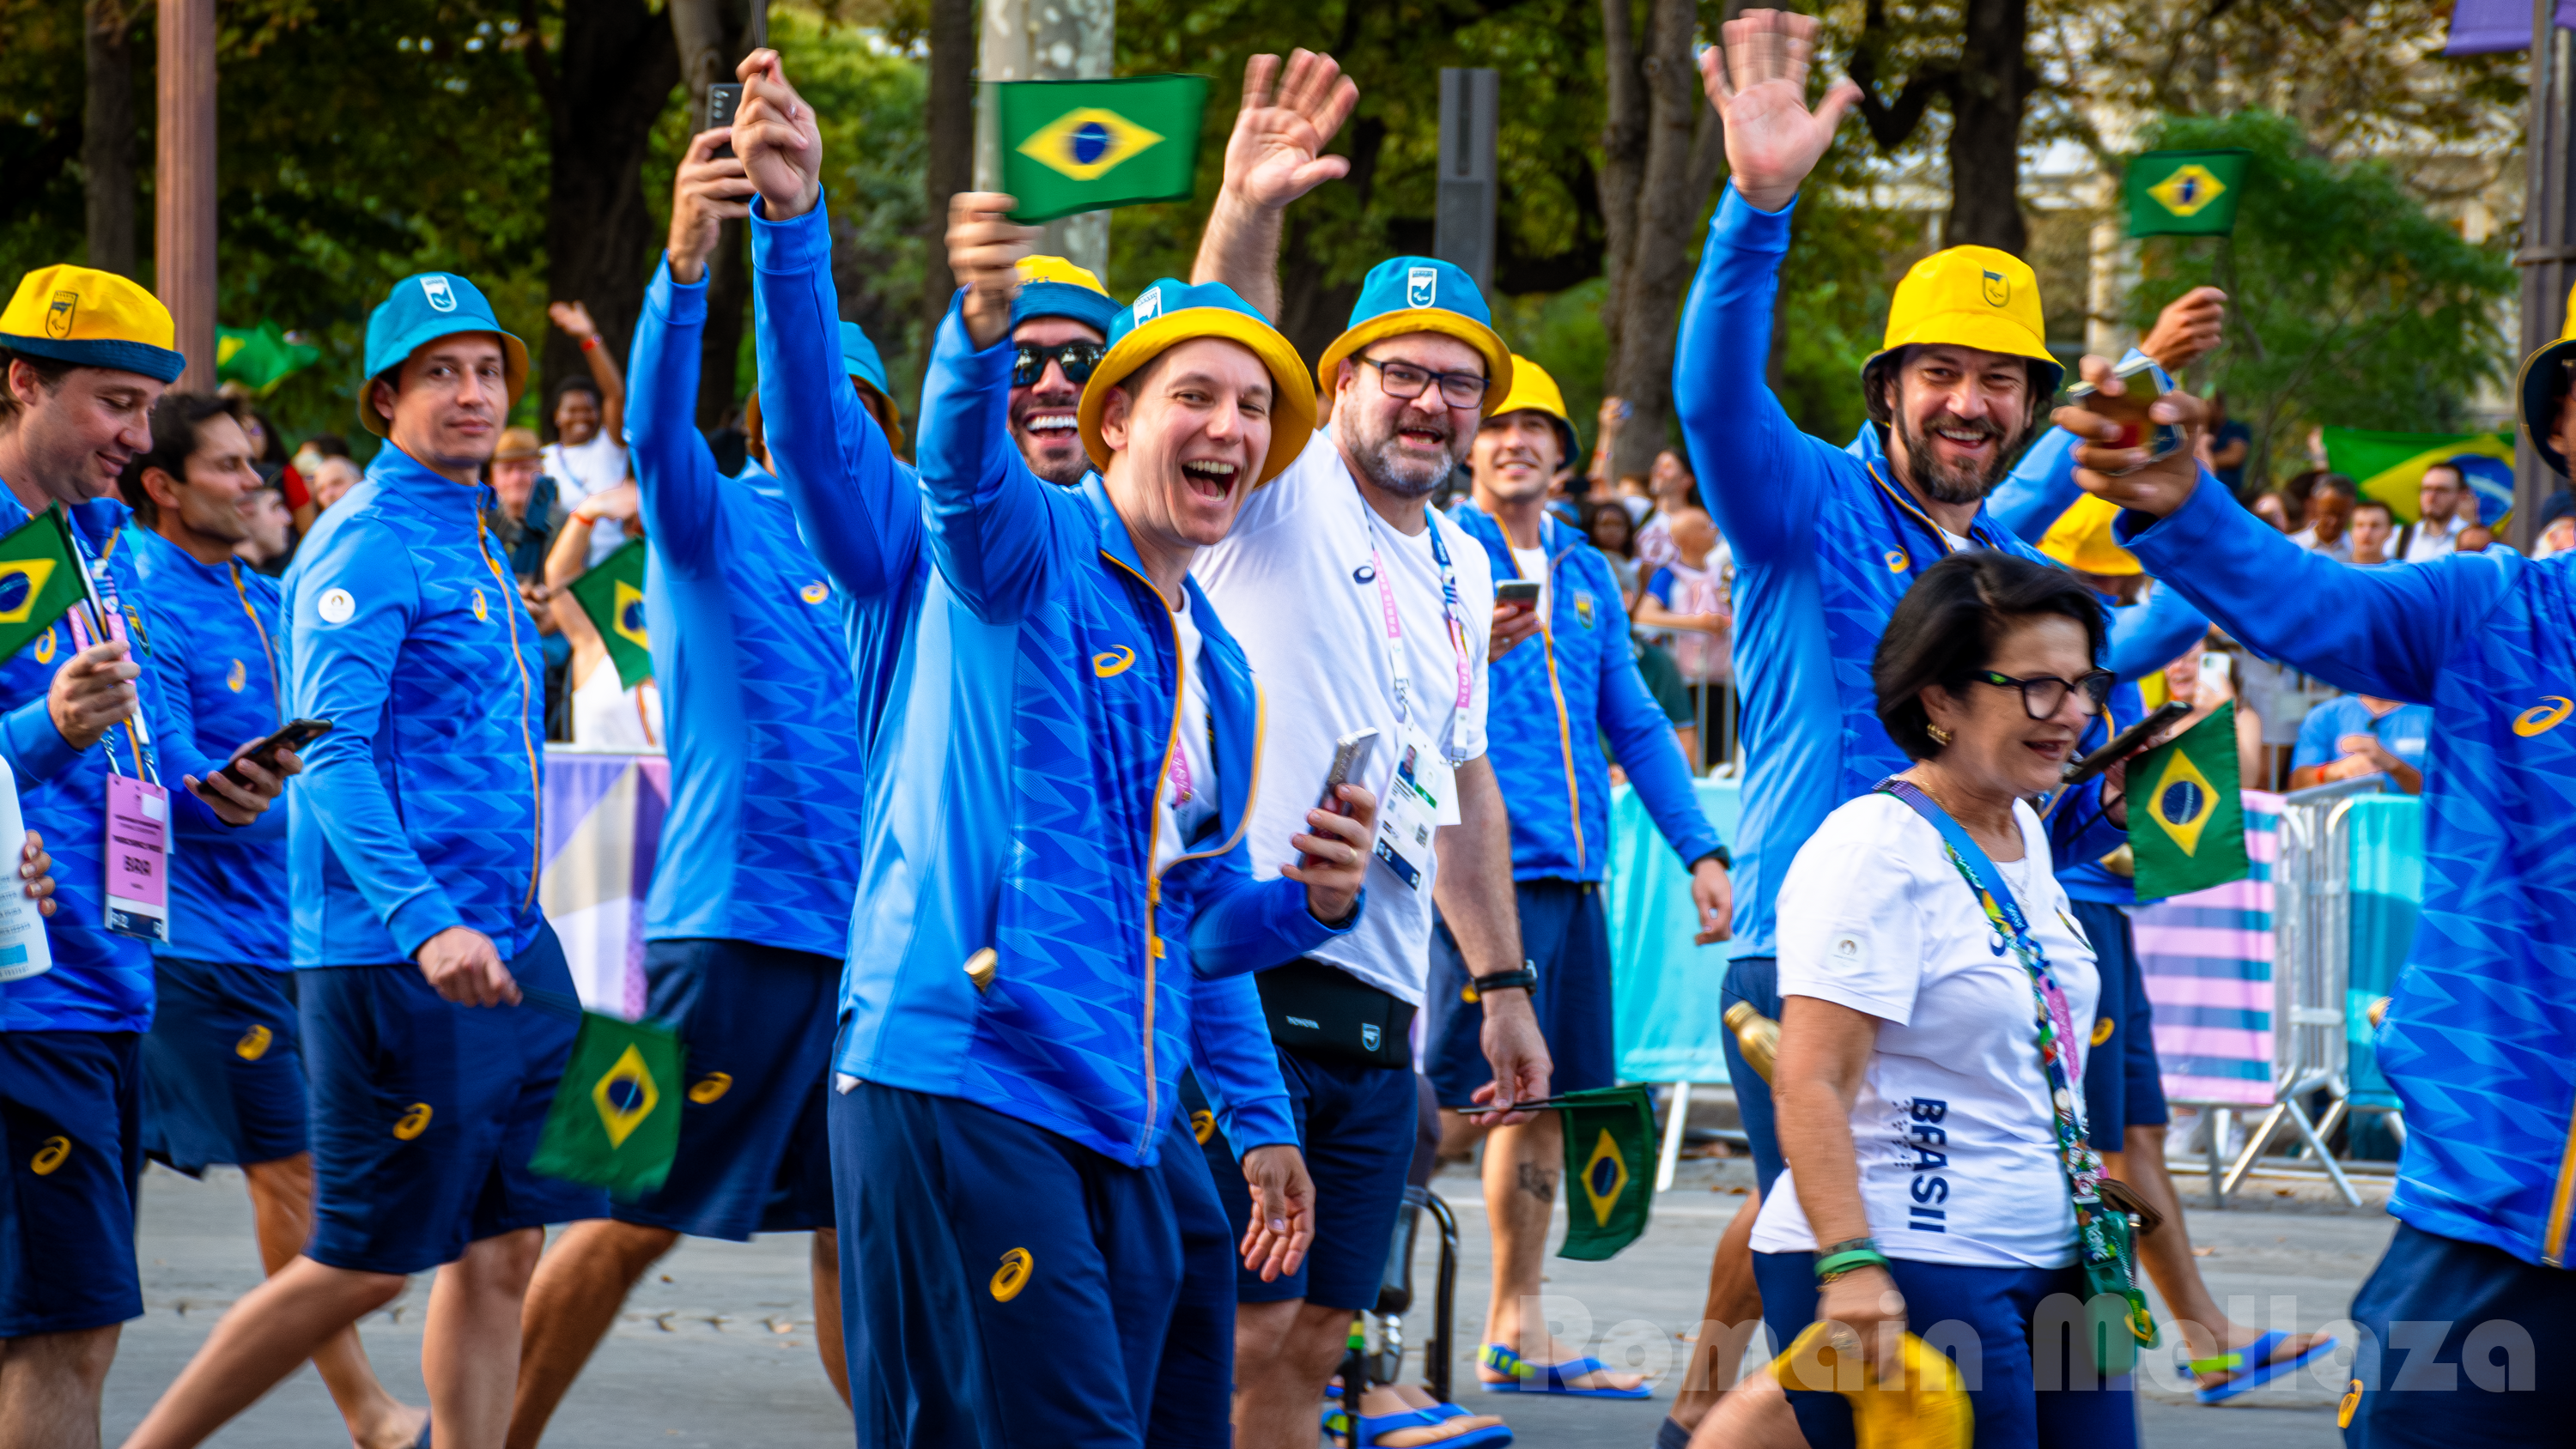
[357,271,529,437]
[840,320,906,456]
[1314,256,1514,421]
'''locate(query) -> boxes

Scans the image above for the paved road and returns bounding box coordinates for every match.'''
[107,1157,2389,1446]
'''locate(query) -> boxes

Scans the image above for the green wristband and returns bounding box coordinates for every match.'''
[1813,1248,1893,1282]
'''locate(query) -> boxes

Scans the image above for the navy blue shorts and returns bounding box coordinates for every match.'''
[1424,880,1616,1106]
[300,925,608,1276]
[1151,1103,1237,1449]
[2069,900,2166,1154]
[1200,1046,1415,1310]
[609,938,836,1240]
[1753,1251,2136,1449]
[2343,1222,2574,1446]
[142,955,309,1174]
[0,1031,143,1337]
[829,1079,1194,1448]
[1722,955,1784,1197]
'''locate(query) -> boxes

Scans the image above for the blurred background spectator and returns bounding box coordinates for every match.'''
[308,456,362,514]
[2202,390,2251,494]
[1633,505,1735,770]
[2287,473,2356,560]
[2348,499,2395,565]
[2291,692,2431,794]
[2251,492,2291,531]
[2396,463,2470,561]
[541,299,633,567]
[235,485,295,575]
[1584,499,1642,606]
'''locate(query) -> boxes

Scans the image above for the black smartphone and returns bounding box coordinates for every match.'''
[2060,699,2191,788]
[1495,579,1542,609]
[706,82,744,159]
[218,718,333,789]
[1318,727,1379,811]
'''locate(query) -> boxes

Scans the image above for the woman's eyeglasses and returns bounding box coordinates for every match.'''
[1975,669,2115,720]
[1012,341,1107,387]
[1356,355,1491,409]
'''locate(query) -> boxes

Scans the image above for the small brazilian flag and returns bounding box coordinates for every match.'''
[2127,149,2251,237]
[996,75,1211,223]
[565,537,651,690]
[215,321,322,395]
[530,1009,685,1197]
[0,508,88,663]
[2130,702,2250,901]
[1555,1084,1656,1261]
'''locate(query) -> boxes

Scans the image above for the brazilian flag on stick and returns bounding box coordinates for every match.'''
[0,508,88,662]
[2127,149,2252,237]
[1552,1084,1657,1261]
[565,538,652,689]
[997,75,1211,223]
[2130,702,2250,900]
[530,1005,686,1197]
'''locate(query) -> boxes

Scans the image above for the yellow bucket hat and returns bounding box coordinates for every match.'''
[1862,246,2061,423]
[2038,493,2142,576]
[1770,1322,1973,1449]
[0,264,185,383]
[1485,354,1580,465]
[1077,278,1318,486]
[2516,280,2576,476]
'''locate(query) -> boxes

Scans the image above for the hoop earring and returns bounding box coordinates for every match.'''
[1926,724,1953,746]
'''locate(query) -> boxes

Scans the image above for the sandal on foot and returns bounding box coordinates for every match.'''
[1321,1403,1515,1448]
[2183,1330,2338,1404]
[1477,1343,1653,1399]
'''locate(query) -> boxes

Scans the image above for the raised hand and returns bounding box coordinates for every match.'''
[2139,286,2229,371]
[546,300,598,340]
[1220,51,1359,213]
[1702,9,1862,214]
[946,193,1038,349]
[668,127,757,284]
[2056,355,2210,518]
[733,48,823,221]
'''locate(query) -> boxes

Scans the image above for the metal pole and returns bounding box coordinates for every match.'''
[155,0,216,393]
[2515,3,2576,549]
[1435,69,1499,297]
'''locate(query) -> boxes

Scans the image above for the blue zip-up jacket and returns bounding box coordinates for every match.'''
[284,447,548,967]
[1674,186,2124,957]
[1447,501,1722,880]
[2119,482,2576,1268]
[751,197,1333,1165]
[126,525,288,967]
[628,256,865,958]
[0,494,160,1031]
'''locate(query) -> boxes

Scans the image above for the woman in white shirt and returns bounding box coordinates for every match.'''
[1702,552,2143,1449]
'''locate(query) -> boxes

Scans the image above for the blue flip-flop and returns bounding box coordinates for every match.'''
[1321,1402,1515,1447]
[1477,1343,1653,1398]
[2184,1330,2339,1404]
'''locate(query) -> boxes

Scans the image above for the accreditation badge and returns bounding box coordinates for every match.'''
[1372,719,1455,891]
[103,773,171,943]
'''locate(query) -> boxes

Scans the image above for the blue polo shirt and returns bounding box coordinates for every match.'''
[2292,694,2434,780]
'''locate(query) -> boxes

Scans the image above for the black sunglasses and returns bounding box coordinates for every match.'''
[1012,341,1107,388]
[1975,668,2116,720]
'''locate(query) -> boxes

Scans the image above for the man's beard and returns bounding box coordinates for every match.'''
[1894,410,2026,506]
[1345,410,1463,500]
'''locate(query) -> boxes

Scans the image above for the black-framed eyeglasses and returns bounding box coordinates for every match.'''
[1012,341,1106,388]
[1975,669,2115,720]
[1356,354,1491,409]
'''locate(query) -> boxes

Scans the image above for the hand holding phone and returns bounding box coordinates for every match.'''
[220,718,333,790]
[2064,357,2183,475]
[1317,728,1378,812]
[706,82,744,159]
[1494,579,1542,610]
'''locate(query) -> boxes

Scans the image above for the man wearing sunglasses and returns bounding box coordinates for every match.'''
[1004,255,1120,486]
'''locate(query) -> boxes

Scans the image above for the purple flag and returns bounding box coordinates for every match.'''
[2447,0,2576,54]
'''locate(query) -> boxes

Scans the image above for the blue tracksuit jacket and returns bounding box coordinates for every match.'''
[0,495,160,1031]
[1446,501,1722,879]
[751,197,1327,1166]
[125,525,288,967]
[2121,482,2576,1268]
[1674,186,2125,957]
[284,446,548,966]
[628,256,865,959]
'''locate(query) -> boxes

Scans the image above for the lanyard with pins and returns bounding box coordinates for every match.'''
[60,514,158,786]
[1361,507,1473,765]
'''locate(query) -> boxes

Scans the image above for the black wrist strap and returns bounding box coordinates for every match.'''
[1470,965,1538,997]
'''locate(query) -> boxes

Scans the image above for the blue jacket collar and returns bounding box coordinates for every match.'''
[1844,423,2012,553]
[366,443,494,521]
[127,518,240,584]
[1448,497,1575,571]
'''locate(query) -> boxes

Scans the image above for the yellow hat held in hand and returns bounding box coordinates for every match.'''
[2038,493,2143,577]
[1770,1321,1972,1449]
[1862,246,2061,422]
[1485,355,1580,465]
[0,264,185,383]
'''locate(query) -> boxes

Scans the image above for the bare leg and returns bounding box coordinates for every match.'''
[423,1229,544,1449]
[504,1220,674,1449]
[809,1229,849,1408]
[241,1155,427,1449]
[1668,1185,1765,1431]
[2105,1126,2330,1376]
[1232,1299,1357,1449]
[119,1258,409,1449]
[1471,1111,1640,1391]
[1684,1368,1803,1449]
[0,1325,120,1449]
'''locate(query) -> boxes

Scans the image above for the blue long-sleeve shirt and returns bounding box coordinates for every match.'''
[2118,481,2576,1268]
[125,525,288,967]
[284,447,548,966]
[1447,501,1722,880]
[1673,186,2121,958]
[627,257,865,958]
[751,196,1327,1165]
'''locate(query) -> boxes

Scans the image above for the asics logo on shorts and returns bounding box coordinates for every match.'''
[235,1024,273,1060]
[688,1073,732,1104]
[29,1135,70,1174]
[1190,1109,1215,1144]
[394,1102,434,1140]
[991,1247,1034,1302]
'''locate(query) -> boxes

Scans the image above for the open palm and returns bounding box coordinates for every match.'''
[1224,50,1359,210]
[1702,10,1860,213]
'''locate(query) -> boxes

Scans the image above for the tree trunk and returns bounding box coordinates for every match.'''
[523,0,680,440]
[671,0,764,428]
[920,0,979,374]
[1943,0,2028,252]
[83,0,137,279]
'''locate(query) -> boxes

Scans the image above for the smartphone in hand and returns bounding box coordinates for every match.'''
[1495,579,1541,609]
[707,82,744,159]
[217,718,333,790]
[2064,356,2183,474]
[1318,727,1379,812]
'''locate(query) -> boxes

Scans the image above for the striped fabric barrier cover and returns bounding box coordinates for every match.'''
[2133,791,2282,1106]
[538,749,669,1021]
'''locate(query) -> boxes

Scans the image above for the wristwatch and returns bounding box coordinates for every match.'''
[1467,961,1539,1001]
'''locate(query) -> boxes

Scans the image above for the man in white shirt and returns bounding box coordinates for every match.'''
[539,299,631,566]
[2395,461,2470,562]
[1187,49,1551,1449]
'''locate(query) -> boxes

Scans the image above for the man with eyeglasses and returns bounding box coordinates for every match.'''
[1188,50,1553,1445]
[1003,254,1120,486]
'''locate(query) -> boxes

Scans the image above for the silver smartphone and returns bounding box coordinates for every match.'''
[1318,727,1379,811]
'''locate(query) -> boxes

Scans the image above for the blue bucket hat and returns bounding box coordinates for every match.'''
[1010,255,1121,336]
[839,320,906,456]
[357,272,529,437]
[1315,257,1513,421]
[1076,279,1317,486]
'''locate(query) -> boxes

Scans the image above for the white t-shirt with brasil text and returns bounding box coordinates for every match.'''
[1749,792,2100,1270]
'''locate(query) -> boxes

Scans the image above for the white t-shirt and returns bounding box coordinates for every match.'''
[1748,792,2100,1270]
[1509,543,1550,620]
[1193,429,1495,1005]
[2399,514,2465,563]
[544,433,632,567]
[1152,594,1219,875]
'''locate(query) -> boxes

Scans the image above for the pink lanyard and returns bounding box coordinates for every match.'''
[1365,515,1473,757]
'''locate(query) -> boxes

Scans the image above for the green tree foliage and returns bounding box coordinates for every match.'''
[2123,111,2516,493]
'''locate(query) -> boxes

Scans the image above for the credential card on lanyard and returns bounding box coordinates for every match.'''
[1371,720,1450,892]
[104,773,170,943]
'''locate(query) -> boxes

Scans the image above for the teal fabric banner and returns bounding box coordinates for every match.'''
[2346,795,2422,1111]
[1605,779,1741,1084]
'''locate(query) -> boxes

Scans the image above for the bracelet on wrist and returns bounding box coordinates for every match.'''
[1465,963,1538,1002]
[1814,1238,1892,1284]
[579,335,600,351]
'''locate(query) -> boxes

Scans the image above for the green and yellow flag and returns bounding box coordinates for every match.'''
[2130,703,2249,901]
[1555,1084,1657,1261]
[566,538,651,690]
[2127,149,2252,237]
[2320,427,2516,526]
[997,75,1211,223]
[216,321,322,395]
[530,1009,685,1197]
[0,508,88,663]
